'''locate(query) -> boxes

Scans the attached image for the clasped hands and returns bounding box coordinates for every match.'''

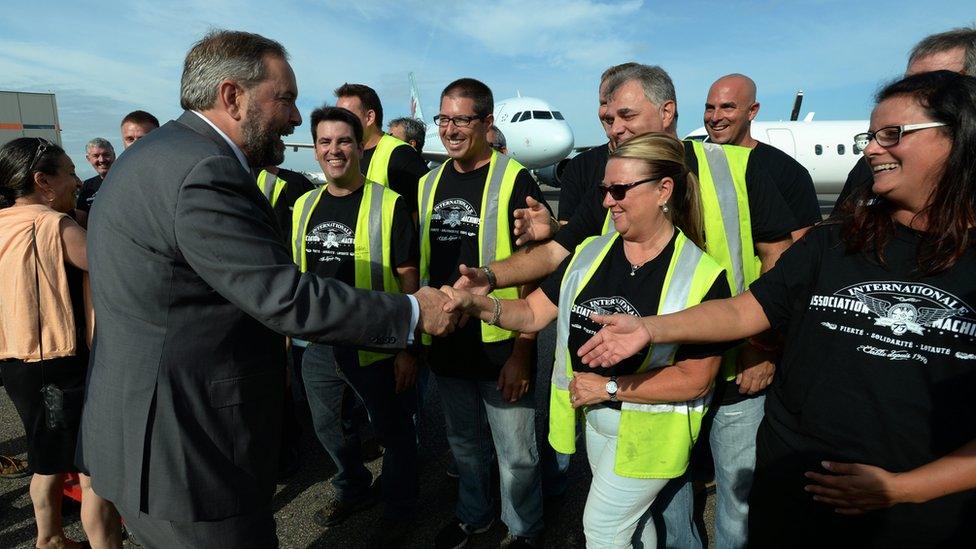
[411,282,482,337]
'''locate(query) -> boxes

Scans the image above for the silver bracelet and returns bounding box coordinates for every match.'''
[487,295,502,326]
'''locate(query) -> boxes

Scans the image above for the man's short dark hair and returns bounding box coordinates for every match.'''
[180,30,288,111]
[334,83,384,128]
[388,117,426,150]
[909,25,976,77]
[310,106,364,144]
[121,110,160,129]
[440,78,493,118]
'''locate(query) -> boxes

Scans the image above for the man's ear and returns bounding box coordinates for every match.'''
[365,110,377,129]
[217,80,246,120]
[660,100,677,132]
[748,101,760,122]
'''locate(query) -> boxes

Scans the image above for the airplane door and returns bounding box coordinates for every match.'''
[766,128,796,158]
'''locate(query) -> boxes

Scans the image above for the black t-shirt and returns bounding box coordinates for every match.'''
[833,158,873,212]
[748,223,976,546]
[361,141,428,213]
[751,142,821,229]
[558,143,610,222]
[554,140,797,253]
[425,160,550,380]
[270,168,316,241]
[77,175,103,213]
[302,184,416,287]
[540,232,732,387]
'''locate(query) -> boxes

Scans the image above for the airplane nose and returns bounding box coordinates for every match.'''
[551,122,574,158]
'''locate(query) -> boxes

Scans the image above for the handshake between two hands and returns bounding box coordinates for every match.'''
[411,264,490,337]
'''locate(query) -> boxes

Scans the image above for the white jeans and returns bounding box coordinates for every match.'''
[583,406,671,548]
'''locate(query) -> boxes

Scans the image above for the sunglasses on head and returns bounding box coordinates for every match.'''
[597,177,660,201]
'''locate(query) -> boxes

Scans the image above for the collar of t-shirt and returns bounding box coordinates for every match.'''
[191,110,250,173]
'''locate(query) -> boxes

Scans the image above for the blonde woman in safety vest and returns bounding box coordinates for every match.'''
[443,133,732,548]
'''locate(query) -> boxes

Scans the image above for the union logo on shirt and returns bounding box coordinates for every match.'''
[307,221,354,249]
[432,198,478,229]
[852,290,966,336]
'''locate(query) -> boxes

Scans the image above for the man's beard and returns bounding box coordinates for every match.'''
[241,102,287,168]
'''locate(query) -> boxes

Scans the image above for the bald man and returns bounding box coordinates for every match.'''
[834,26,976,208]
[699,73,820,549]
[705,74,820,239]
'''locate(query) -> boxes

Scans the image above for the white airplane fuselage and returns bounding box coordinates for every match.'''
[424,96,575,169]
[686,119,868,196]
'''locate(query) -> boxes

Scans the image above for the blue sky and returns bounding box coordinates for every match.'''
[2,1,972,178]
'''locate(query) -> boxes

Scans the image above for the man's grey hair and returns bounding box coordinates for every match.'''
[909,25,976,76]
[603,63,678,124]
[179,30,288,111]
[86,137,114,152]
[389,117,427,150]
[488,125,506,151]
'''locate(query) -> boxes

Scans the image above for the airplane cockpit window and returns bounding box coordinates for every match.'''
[509,111,521,122]
[552,111,565,120]
[838,144,846,155]
[533,111,553,120]
[815,145,823,155]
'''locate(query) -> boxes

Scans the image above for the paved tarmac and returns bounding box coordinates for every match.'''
[0,188,718,548]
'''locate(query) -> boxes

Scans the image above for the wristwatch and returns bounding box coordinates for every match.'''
[606,376,618,402]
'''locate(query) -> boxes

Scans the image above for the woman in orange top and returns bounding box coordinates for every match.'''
[0,137,120,549]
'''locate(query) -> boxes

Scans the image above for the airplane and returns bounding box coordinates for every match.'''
[685,92,868,200]
[285,73,576,182]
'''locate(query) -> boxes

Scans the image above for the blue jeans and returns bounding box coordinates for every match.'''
[709,394,763,549]
[302,343,418,516]
[434,374,544,538]
[646,473,701,549]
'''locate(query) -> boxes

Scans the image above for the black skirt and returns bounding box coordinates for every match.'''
[1,355,87,474]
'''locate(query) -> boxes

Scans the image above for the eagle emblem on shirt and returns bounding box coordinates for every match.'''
[853,290,965,336]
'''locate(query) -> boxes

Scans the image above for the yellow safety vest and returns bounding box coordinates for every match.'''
[291,180,402,366]
[418,150,522,345]
[257,169,288,208]
[549,230,724,478]
[366,134,412,187]
[601,142,759,380]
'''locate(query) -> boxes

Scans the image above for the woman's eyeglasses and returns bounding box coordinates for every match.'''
[853,122,947,149]
[598,177,660,201]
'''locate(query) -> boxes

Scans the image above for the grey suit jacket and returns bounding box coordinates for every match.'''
[81,111,412,521]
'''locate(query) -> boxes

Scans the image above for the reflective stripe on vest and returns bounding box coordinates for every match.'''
[291,181,401,366]
[601,210,614,235]
[418,151,522,344]
[549,230,724,478]
[366,134,410,187]
[257,169,288,207]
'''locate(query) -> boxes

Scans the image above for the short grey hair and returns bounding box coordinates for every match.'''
[389,117,427,150]
[179,29,288,111]
[909,25,976,77]
[603,63,678,124]
[488,125,506,151]
[86,137,114,153]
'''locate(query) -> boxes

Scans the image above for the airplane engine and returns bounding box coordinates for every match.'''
[533,158,571,188]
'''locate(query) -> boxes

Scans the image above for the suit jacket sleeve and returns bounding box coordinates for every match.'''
[173,155,412,349]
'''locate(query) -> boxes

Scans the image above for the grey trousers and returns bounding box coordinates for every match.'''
[119,506,277,549]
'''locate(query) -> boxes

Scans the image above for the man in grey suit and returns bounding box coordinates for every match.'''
[80,30,455,548]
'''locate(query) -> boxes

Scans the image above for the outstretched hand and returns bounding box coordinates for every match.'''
[804,461,909,515]
[577,313,653,367]
[513,196,556,246]
[414,286,459,337]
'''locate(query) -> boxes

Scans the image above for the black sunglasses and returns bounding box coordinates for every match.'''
[26,138,53,175]
[598,177,660,201]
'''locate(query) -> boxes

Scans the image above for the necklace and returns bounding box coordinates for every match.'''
[629,261,648,277]
[627,226,675,277]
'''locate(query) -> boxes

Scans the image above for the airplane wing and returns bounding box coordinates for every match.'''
[284,141,314,151]
[421,150,450,164]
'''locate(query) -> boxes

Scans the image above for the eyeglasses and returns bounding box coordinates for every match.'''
[598,177,660,201]
[433,115,485,128]
[25,138,52,175]
[853,122,947,149]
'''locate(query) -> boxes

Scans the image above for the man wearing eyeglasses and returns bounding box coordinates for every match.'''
[335,83,428,215]
[834,25,976,209]
[419,77,549,548]
[454,63,798,548]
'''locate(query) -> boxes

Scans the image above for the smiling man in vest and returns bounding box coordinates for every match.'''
[335,83,428,215]
[290,106,419,546]
[420,78,549,548]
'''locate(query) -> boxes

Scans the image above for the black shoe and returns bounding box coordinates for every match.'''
[434,517,494,549]
[368,516,414,548]
[501,534,538,548]
[312,493,378,528]
[361,437,385,462]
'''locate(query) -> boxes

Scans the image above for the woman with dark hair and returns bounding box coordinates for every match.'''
[0,137,121,548]
[577,70,976,547]
[445,133,732,547]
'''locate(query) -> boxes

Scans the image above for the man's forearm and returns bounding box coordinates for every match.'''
[899,439,976,504]
[491,240,569,289]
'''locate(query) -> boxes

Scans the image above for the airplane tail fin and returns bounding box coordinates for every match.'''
[409,72,425,122]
